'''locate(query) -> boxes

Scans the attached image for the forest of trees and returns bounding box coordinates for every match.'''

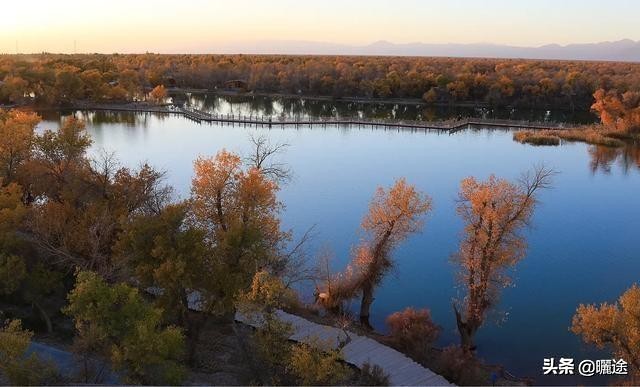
[2,53,640,110]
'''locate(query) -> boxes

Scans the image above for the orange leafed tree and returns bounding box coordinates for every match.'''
[321,178,432,328]
[25,116,92,202]
[0,109,40,184]
[591,89,640,133]
[148,85,168,104]
[190,149,288,315]
[571,284,640,383]
[453,166,554,351]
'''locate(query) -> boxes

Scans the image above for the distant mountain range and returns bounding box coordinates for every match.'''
[214,39,640,62]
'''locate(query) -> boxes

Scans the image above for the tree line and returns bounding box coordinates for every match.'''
[514,88,640,156]
[2,54,640,110]
[0,108,638,384]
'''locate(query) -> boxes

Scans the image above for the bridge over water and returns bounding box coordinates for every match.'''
[176,107,567,133]
[74,103,569,133]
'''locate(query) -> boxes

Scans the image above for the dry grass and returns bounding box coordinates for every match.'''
[513,131,560,146]
[514,125,628,148]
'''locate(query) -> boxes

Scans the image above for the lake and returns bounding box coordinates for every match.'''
[38,96,639,385]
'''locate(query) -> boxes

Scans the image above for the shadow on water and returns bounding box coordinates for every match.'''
[588,140,640,174]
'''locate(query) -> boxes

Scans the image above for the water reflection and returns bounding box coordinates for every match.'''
[588,141,640,174]
[38,106,640,176]
[181,93,598,124]
[38,110,170,130]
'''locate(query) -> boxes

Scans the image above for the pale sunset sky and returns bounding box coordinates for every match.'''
[2,0,639,53]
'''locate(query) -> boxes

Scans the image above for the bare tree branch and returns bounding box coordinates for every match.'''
[246,133,292,184]
[279,225,319,288]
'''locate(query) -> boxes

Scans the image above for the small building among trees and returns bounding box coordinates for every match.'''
[224,79,249,92]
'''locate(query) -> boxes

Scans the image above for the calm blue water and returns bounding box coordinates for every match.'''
[39,109,640,385]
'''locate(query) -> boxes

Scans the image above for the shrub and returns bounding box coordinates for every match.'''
[289,338,350,386]
[253,317,294,372]
[513,131,561,146]
[356,362,390,386]
[385,307,440,361]
[64,271,186,385]
[437,345,485,385]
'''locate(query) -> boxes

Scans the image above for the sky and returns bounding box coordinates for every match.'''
[2,0,639,54]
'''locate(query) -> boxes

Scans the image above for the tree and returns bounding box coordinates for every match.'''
[452,166,554,351]
[148,85,168,104]
[25,267,63,337]
[80,69,108,101]
[422,88,438,104]
[592,89,640,133]
[289,338,351,386]
[447,81,469,101]
[25,117,170,277]
[28,115,92,201]
[571,284,640,383]
[115,203,209,362]
[386,307,440,360]
[0,181,62,333]
[54,66,84,103]
[237,270,296,383]
[246,133,291,183]
[0,254,26,296]
[0,75,29,104]
[110,163,173,216]
[0,109,40,183]
[119,69,141,99]
[356,179,432,328]
[0,319,59,385]
[0,181,26,244]
[239,271,350,385]
[190,149,289,316]
[0,182,27,296]
[64,271,186,385]
[321,179,432,328]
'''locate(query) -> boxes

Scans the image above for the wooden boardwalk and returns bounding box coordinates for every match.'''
[73,103,567,132]
[145,287,453,385]
[152,287,455,385]
[236,310,455,386]
[176,106,565,132]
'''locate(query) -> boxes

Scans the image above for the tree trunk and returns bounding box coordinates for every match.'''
[184,311,207,366]
[453,304,478,352]
[359,284,374,330]
[34,301,53,333]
